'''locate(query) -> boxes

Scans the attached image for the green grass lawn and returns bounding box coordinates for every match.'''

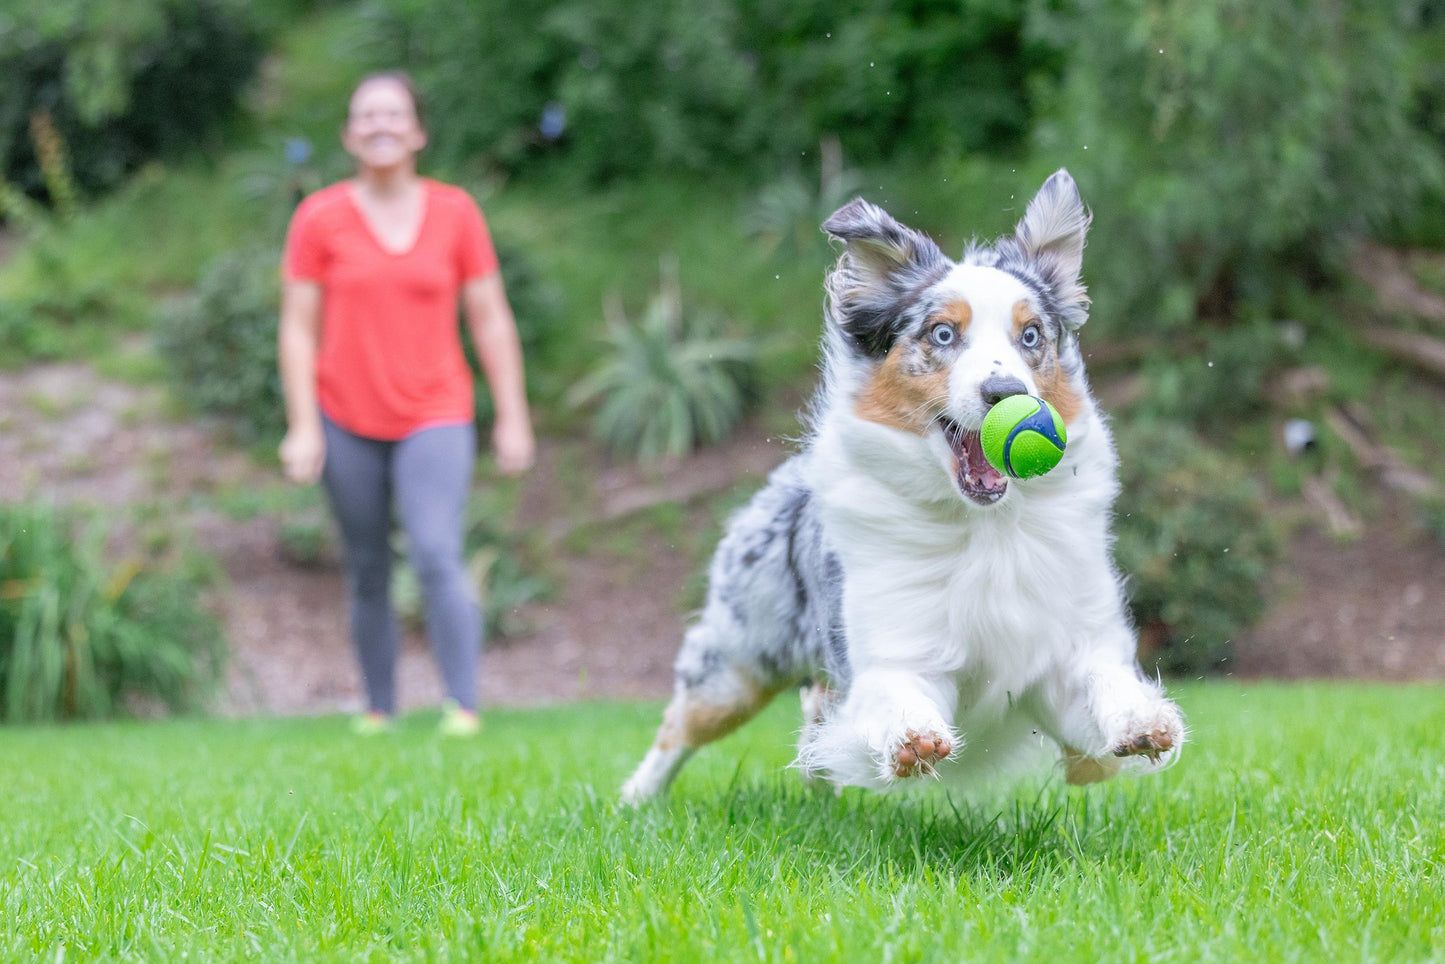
[2,682,1442,962]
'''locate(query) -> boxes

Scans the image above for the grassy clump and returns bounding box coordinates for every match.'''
[0,683,1440,960]
[0,503,224,722]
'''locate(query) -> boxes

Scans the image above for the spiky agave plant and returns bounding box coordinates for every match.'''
[569,256,757,462]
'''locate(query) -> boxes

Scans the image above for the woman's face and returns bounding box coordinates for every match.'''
[343,79,426,173]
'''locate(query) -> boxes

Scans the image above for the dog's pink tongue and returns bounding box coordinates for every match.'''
[966,438,1004,488]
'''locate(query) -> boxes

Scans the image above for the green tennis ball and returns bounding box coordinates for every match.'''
[980,394,1067,479]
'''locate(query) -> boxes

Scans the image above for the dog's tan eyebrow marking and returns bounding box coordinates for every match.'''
[936,299,973,333]
[1015,298,1084,424]
[1012,300,1040,334]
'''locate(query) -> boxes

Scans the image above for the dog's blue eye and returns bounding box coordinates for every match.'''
[929,324,955,347]
[1021,325,1042,349]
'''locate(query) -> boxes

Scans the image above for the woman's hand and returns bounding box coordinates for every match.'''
[280,424,326,484]
[492,414,535,475]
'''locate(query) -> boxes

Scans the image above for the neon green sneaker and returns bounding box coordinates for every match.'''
[350,712,394,736]
[438,699,481,738]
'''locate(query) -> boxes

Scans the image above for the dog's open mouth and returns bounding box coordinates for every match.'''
[938,417,1007,505]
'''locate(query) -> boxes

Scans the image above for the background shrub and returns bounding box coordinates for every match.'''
[158,246,285,441]
[0,503,224,722]
[0,0,267,202]
[1112,419,1279,675]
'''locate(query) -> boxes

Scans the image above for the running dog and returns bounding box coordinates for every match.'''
[622,170,1183,802]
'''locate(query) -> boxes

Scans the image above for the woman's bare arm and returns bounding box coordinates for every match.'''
[463,273,535,474]
[277,279,326,483]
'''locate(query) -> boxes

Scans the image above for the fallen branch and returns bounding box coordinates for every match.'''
[1323,404,1440,498]
[1352,244,1445,331]
[1081,338,1160,368]
[1301,475,1362,539]
[1361,326,1445,381]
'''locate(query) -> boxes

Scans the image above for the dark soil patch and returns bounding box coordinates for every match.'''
[1232,506,1445,679]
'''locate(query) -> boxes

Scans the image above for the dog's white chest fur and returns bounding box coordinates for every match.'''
[807,407,1124,725]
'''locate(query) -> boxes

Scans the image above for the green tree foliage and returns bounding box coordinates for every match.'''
[0,503,224,722]
[0,0,267,200]
[1390,0,1445,245]
[363,0,1058,180]
[1032,0,1445,337]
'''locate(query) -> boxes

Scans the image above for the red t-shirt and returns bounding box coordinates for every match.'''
[282,178,499,440]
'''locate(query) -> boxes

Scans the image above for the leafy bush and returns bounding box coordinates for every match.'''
[0,503,224,722]
[1032,0,1445,337]
[1133,319,1299,428]
[1,0,267,201]
[1112,419,1279,675]
[568,258,758,461]
[158,246,285,441]
[363,0,1056,180]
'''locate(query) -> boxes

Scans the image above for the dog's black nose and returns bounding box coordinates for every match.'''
[980,375,1029,407]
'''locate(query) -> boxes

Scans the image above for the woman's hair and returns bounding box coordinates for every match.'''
[349,70,426,130]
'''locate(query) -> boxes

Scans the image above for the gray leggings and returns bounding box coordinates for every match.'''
[321,416,481,714]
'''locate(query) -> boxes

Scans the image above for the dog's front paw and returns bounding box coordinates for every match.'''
[890,728,954,778]
[1110,702,1184,764]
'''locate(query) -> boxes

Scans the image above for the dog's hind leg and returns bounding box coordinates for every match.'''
[621,625,781,805]
[622,462,827,804]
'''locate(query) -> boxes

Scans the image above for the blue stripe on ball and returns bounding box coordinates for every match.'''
[1001,398,1065,477]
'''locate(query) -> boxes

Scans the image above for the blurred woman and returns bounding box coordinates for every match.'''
[277,71,534,736]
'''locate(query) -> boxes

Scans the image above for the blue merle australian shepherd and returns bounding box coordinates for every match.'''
[623,170,1183,802]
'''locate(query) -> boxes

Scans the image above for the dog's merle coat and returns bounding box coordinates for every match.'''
[623,170,1183,801]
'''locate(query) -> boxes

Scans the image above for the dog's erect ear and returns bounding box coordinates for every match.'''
[823,199,947,358]
[1013,169,1091,329]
